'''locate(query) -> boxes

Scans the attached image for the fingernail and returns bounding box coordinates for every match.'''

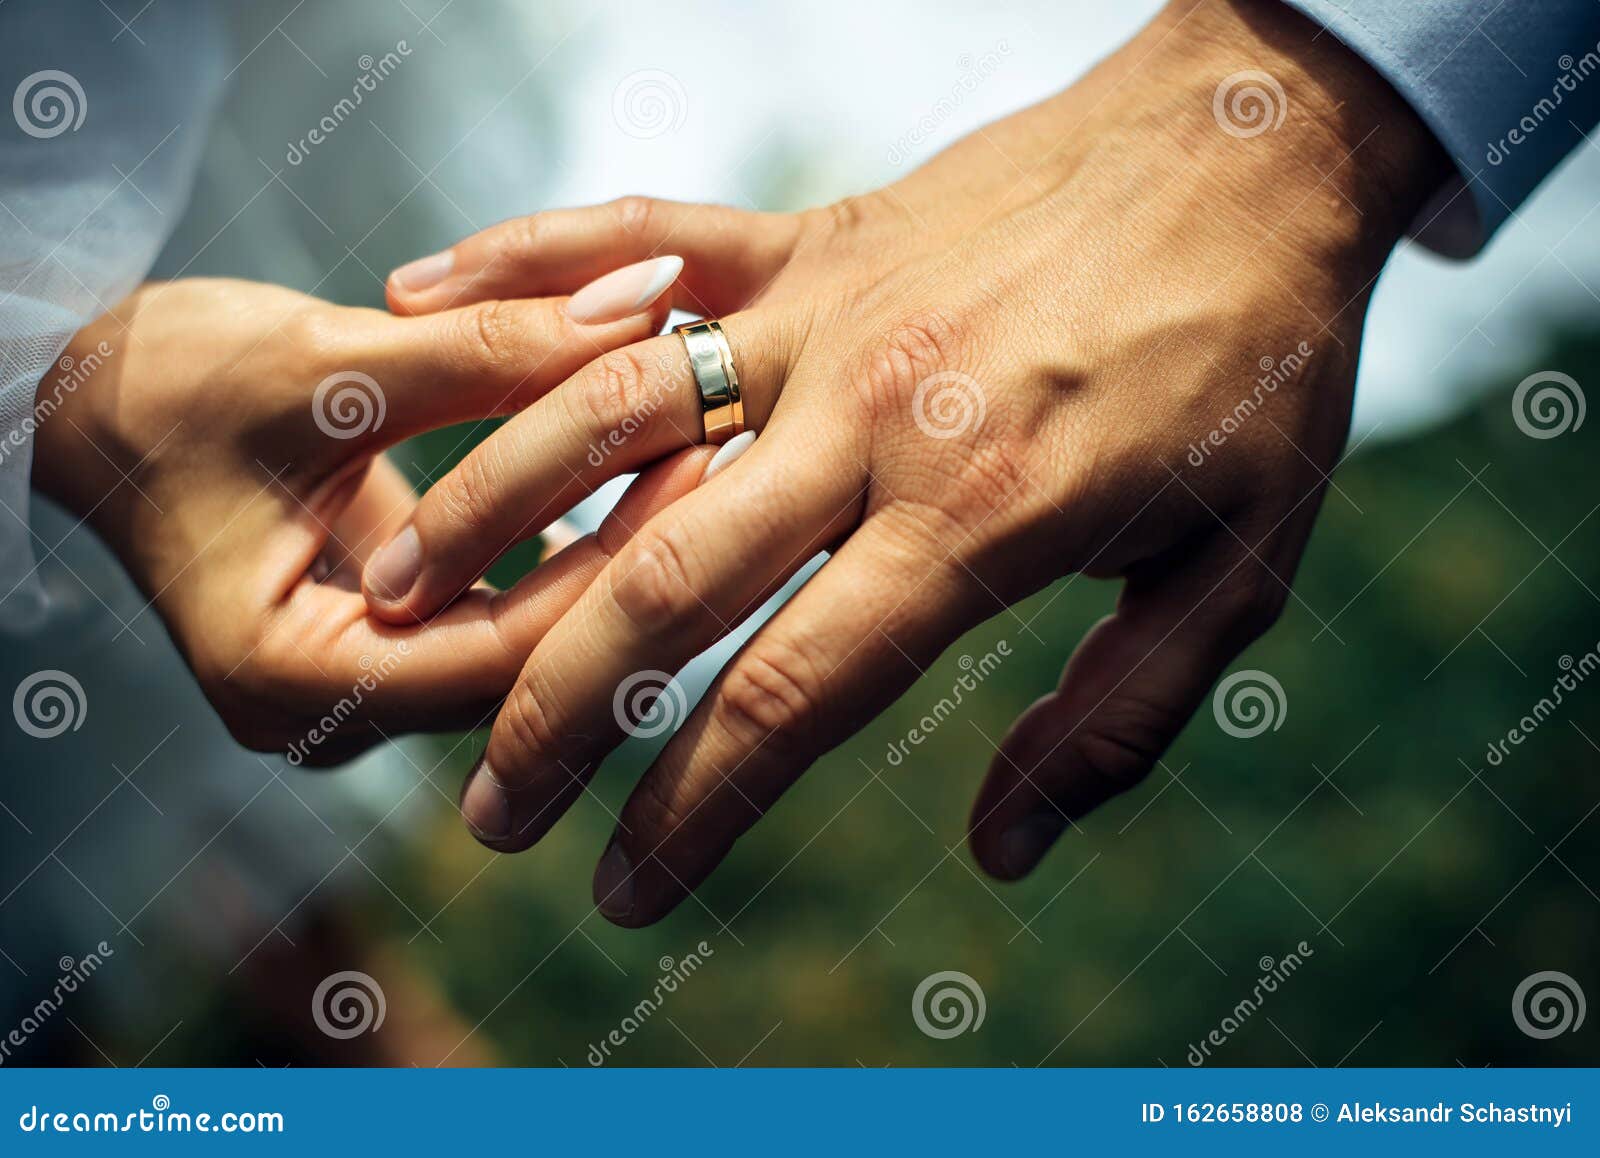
[461,761,511,842]
[364,525,422,604]
[1000,810,1067,878]
[566,255,683,325]
[701,429,757,482]
[390,249,454,292]
[593,839,635,919]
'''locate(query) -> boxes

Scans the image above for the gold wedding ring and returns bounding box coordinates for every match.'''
[675,319,744,446]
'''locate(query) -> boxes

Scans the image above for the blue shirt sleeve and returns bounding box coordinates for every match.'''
[1281,0,1600,256]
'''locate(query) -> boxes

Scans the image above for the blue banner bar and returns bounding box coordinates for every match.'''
[2,1068,1596,1152]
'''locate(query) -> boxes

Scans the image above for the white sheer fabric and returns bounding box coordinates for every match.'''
[0,0,225,629]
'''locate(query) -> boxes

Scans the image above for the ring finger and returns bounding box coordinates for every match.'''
[363,313,790,624]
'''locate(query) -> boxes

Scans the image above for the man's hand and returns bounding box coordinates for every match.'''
[366,0,1449,920]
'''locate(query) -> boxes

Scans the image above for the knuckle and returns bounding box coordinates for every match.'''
[579,346,657,434]
[609,523,708,636]
[629,770,698,846]
[851,310,973,422]
[713,640,824,746]
[608,195,660,240]
[1069,698,1174,794]
[435,445,506,536]
[511,212,544,255]
[1214,562,1290,644]
[460,299,523,375]
[498,672,566,764]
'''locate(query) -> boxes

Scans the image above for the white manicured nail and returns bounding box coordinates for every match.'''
[566,256,683,324]
[701,430,757,482]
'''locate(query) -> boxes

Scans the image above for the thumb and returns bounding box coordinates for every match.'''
[968,538,1289,880]
[385,196,800,318]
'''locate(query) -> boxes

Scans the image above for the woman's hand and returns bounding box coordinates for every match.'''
[33,271,699,764]
[366,0,1449,919]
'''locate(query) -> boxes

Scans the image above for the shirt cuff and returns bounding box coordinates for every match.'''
[1281,0,1600,257]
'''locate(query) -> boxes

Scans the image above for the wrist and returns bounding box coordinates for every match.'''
[1130,0,1450,265]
